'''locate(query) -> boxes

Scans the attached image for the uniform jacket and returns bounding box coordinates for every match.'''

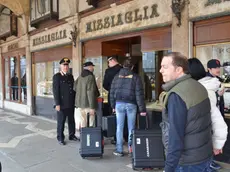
[103,64,122,91]
[103,64,122,105]
[73,69,100,109]
[53,72,75,109]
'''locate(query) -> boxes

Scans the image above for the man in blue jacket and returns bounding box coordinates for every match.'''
[160,52,213,172]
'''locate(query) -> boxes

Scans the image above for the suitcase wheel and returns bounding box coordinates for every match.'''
[100,156,103,159]
[132,161,137,171]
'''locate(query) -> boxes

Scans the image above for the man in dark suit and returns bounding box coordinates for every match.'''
[53,58,78,145]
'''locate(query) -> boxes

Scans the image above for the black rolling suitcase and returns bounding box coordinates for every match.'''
[131,114,165,170]
[79,113,104,159]
[102,113,116,137]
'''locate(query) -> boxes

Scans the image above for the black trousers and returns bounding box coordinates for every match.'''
[57,108,75,141]
[12,88,18,100]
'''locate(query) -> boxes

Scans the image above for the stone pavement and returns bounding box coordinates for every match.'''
[0,109,230,172]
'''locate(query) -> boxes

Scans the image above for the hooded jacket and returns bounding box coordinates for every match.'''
[110,68,146,112]
[199,76,228,149]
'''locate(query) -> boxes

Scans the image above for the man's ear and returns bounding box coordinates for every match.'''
[176,66,183,74]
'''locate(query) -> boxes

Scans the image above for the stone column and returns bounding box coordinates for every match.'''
[188,21,194,59]
[172,2,189,58]
[25,35,33,115]
[72,39,81,79]
[69,15,81,80]
[0,47,4,108]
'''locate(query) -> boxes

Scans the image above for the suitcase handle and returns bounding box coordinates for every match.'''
[137,113,149,130]
[87,112,97,127]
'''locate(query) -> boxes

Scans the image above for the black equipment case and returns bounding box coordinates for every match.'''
[102,113,116,137]
[131,114,165,170]
[79,113,104,159]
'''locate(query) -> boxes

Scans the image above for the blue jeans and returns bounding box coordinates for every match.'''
[115,102,137,153]
[175,159,216,172]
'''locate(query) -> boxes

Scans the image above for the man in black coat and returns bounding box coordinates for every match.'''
[103,55,122,106]
[103,55,128,144]
[53,58,79,145]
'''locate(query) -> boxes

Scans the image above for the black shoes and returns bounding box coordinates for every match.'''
[58,136,80,145]
[58,140,66,145]
[69,135,80,141]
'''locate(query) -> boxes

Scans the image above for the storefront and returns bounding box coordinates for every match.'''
[30,22,73,119]
[0,37,30,114]
[79,0,172,105]
[190,0,230,163]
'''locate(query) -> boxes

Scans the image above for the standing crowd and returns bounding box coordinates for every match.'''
[53,52,228,172]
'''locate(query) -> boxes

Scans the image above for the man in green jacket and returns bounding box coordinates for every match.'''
[74,62,100,128]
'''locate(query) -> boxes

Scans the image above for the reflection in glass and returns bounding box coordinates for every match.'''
[10,57,19,101]
[20,56,27,102]
[4,58,10,100]
[34,61,71,98]
[196,43,230,114]
[196,43,230,79]
[142,52,156,101]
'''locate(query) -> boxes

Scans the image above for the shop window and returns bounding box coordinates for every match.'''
[34,61,72,98]
[196,43,230,113]
[4,56,27,103]
[142,50,171,101]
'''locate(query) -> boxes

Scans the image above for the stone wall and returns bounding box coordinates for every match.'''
[79,0,172,40]
[59,0,77,19]
[79,0,91,12]
[0,8,10,36]
[189,0,230,19]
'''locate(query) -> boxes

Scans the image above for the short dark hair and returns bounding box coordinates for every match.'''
[188,58,206,81]
[123,57,133,69]
[108,55,118,62]
[165,52,189,74]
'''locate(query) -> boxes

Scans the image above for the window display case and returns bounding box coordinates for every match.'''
[34,61,72,98]
[196,43,230,115]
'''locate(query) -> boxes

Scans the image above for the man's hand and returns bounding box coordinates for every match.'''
[218,85,225,96]
[213,149,223,155]
[55,105,60,111]
[140,112,146,116]
[89,109,95,116]
[218,89,225,96]
[112,109,116,113]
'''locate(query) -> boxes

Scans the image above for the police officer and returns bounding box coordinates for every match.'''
[53,57,79,145]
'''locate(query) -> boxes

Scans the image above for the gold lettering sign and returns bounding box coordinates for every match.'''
[205,0,230,6]
[85,4,160,33]
[8,43,18,51]
[32,29,67,47]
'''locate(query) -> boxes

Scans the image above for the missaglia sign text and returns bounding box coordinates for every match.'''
[86,4,160,33]
[205,0,230,6]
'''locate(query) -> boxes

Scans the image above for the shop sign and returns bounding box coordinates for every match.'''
[205,0,230,6]
[7,43,18,51]
[32,29,67,47]
[85,4,160,33]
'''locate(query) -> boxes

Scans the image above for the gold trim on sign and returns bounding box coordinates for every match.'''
[196,42,230,48]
